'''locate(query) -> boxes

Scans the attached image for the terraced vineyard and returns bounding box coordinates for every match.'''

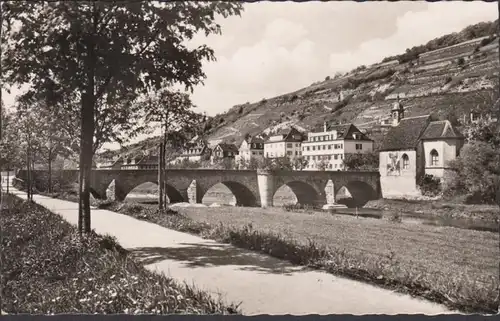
[96,20,499,163]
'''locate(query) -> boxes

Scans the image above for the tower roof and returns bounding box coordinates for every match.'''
[391,98,403,111]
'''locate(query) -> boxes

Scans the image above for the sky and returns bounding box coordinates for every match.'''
[2,1,497,149]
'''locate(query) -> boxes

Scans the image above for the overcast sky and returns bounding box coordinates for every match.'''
[2,1,497,130]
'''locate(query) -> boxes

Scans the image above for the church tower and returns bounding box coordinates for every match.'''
[391,95,404,126]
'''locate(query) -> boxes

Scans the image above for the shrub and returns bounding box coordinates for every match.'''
[388,212,402,223]
[418,174,442,197]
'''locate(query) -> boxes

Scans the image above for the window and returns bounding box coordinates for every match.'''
[334,154,338,160]
[295,151,299,155]
[356,144,362,150]
[287,143,292,148]
[328,145,332,150]
[322,145,326,150]
[402,153,409,169]
[312,146,316,151]
[328,164,332,169]
[312,156,316,160]
[430,150,439,166]
[307,146,310,151]
[252,151,256,155]
[296,143,300,147]
[287,151,293,156]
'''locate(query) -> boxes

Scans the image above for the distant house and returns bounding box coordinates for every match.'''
[379,101,464,198]
[302,122,374,171]
[210,143,239,164]
[236,135,265,165]
[98,157,123,170]
[174,139,211,164]
[264,127,305,159]
[121,152,158,170]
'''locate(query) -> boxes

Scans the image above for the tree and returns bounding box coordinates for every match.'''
[14,105,46,201]
[316,158,328,171]
[463,117,500,148]
[0,110,23,193]
[16,93,80,192]
[445,142,500,204]
[292,156,309,171]
[140,88,203,209]
[343,152,379,171]
[2,1,243,233]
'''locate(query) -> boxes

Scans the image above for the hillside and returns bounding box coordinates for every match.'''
[98,19,499,161]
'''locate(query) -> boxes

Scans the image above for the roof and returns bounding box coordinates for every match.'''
[266,127,304,143]
[420,120,463,140]
[380,115,431,151]
[250,136,265,144]
[313,123,372,141]
[215,143,239,153]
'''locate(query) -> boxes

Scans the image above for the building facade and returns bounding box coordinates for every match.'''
[301,123,374,171]
[175,139,211,164]
[236,135,265,165]
[379,100,463,198]
[264,127,304,160]
[210,143,239,164]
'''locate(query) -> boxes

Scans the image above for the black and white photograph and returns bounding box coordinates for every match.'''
[0,0,499,316]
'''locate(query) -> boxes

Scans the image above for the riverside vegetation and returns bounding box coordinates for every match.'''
[1,194,240,315]
[35,189,499,314]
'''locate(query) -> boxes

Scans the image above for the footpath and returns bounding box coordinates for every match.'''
[7,187,455,315]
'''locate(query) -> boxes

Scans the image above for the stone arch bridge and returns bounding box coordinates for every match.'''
[16,169,381,208]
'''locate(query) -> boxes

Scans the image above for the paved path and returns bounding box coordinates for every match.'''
[7,188,456,315]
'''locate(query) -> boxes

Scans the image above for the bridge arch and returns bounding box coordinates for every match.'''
[335,180,377,208]
[274,181,321,207]
[117,181,185,203]
[202,181,258,207]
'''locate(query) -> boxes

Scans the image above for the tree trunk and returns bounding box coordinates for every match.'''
[162,121,168,206]
[78,106,85,235]
[81,3,98,234]
[30,154,35,201]
[26,147,31,201]
[48,147,52,193]
[158,142,164,210]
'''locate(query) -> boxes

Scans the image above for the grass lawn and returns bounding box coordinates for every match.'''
[175,206,499,286]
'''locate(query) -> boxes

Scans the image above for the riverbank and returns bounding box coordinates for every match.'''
[1,193,240,315]
[39,190,499,314]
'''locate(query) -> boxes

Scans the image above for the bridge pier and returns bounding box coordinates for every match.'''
[257,170,275,208]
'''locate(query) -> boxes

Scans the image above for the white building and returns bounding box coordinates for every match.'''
[302,122,374,171]
[174,139,211,163]
[264,127,305,160]
[236,135,265,165]
[378,99,464,198]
